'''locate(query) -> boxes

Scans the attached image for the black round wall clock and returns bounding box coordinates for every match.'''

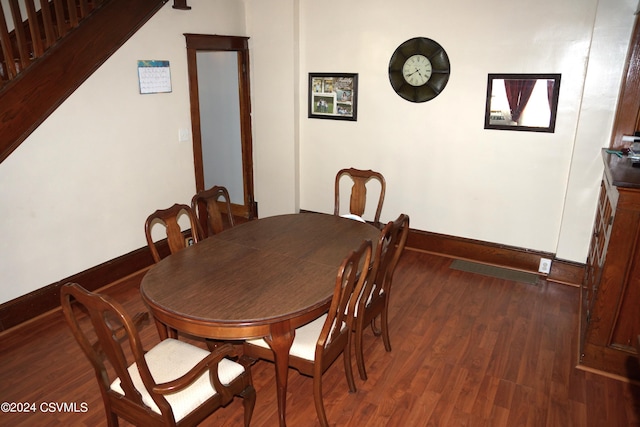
[388,37,451,103]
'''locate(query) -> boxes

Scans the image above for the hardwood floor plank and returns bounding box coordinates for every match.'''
[1,251,640,426]
[474,375,503,422]
[505,383,534,426]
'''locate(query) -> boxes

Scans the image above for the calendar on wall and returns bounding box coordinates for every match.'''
[137,60,172,94]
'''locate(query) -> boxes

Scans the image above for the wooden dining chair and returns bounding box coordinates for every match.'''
[60,283,256,427]
[242,240,373,427]
[353,213,409,381]
[191,185,235,238]
[334,168,386,227]
[145,203,201,262]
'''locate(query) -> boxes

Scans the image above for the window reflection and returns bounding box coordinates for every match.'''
[484,74,561,133]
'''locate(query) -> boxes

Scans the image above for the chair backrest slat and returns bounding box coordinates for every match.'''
[334,168,386,226]
[191,186,235,237]
[145,203,201,262]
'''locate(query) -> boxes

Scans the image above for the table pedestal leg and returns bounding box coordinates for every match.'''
[266,322,294,427]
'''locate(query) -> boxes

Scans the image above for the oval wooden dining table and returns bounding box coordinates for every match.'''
[140,212,380,426]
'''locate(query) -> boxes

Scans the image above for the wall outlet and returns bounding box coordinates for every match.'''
[178,127,190,142]
[538,258,552,274]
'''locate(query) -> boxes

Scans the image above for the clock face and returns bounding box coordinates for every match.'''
[388,37,450,103]
[402,54,432,86]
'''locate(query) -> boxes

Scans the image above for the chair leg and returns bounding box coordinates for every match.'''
[106,410,119,427]
[381,307,391,352]
[313,374,330,427]
[241,385,256,427]
[344,336,357,392]
[370,316,382,336]
[355,322,367,381]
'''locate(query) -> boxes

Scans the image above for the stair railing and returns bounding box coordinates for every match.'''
[0,0,106,88]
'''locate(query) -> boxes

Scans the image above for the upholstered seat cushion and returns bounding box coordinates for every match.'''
[247,314,329,361]
[340,213,366,223]
[351,284,383,316]
[247,314,347,361]
[366,285,383,305]
[110,338,245,422]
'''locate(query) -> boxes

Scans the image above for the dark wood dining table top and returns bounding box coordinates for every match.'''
[140,212,380,339]
[141,212,381,426]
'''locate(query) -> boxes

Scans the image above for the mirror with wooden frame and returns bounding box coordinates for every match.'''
[484,73,561,133]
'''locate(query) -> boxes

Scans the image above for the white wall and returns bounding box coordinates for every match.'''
[292,0,636,261]
[0,0,247,304]
[0,0,636,305]
[557,0,637,260]
[245,0,300,216]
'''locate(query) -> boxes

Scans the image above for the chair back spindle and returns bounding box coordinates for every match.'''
[191,185,235,237]
[145,203,201,262]
[334,167,386,226]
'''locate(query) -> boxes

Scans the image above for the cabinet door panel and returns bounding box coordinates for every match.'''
[610,215,640,351]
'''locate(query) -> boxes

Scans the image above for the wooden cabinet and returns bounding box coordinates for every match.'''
[580,150,640,379]
[610,14,640,150]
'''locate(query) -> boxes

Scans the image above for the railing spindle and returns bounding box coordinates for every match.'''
[40,0,57,48]
[78,0,90,17]
[25,0,44,58]
[66,0,78,27]
[9,0,30,70]
[53,0,68,38]
[0,5,18,80]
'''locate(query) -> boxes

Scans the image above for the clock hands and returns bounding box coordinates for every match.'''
[405,68,425,79]
[405,67,427,87]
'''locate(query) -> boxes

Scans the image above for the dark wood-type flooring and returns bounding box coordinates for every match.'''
[1,250,640,426]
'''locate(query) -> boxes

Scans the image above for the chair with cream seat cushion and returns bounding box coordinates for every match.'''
[60,283,255,427]
[242,239,373,427]
[334,168,386,227]
[145,203,202,263]
[353,213,409,381]
[191,185,236,238]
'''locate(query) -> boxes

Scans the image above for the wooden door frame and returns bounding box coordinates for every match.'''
[185,34,257,219]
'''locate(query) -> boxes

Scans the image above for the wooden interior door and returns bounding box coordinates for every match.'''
[185,34,257,220]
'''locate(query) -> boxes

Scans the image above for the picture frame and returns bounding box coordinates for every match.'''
[484,73,561,133]
[308,73,358,121]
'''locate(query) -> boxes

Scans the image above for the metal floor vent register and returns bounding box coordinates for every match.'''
[449,259,540,285]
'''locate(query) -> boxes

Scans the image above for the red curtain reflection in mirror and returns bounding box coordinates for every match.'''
[547,80,555,108]
[504,79,536,123]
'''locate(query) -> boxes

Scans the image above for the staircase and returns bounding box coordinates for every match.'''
[0,0,171,163]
